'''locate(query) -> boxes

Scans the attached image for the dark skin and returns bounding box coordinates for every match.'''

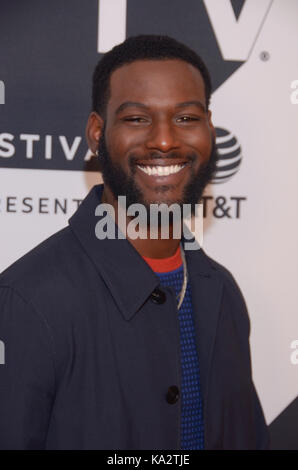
[86,59,215,258]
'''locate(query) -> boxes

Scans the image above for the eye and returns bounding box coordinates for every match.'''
[176,116,200,123]
[123,116,148,123]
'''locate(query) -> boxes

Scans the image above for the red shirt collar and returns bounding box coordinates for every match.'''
[142,244,182,273]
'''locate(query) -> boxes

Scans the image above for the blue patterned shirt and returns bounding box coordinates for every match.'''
[155,264,204,450]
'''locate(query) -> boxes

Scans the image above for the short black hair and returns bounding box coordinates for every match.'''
[92,34,212,117]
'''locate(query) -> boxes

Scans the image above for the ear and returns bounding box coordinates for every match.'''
[207,109,216,140]
[85,111,105,154]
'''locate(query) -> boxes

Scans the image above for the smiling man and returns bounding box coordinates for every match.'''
[89,55,218,251]
[0,35,270,450]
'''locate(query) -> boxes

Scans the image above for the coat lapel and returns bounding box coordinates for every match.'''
[68,184,160,321]
[182,238,224,411]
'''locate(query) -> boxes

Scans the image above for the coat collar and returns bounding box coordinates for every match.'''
[69,184,219,319]
[69,184,224,403]
[69,184,159,321]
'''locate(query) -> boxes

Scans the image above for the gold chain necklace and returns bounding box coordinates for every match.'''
[176,244,188,310]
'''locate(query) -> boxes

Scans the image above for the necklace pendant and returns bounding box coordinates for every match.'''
[177,243,188,310]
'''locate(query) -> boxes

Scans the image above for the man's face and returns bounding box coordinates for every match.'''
[96,59,217,212]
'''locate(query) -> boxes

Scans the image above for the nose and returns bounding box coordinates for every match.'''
[145,118,180,153]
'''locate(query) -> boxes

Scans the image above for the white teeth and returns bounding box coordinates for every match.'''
[137,164,186,176]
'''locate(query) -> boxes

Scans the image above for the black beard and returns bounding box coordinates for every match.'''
[97,131,218,217]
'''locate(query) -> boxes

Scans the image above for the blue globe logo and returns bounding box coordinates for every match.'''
[212,127,242,184]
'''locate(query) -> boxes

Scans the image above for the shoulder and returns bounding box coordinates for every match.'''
[0,226,81,301]
[200,248,251,334]
[203,250,243,291]
[0,225,94,382]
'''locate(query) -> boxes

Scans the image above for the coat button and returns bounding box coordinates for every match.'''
[166,385,180,404]
[150,287,166,304]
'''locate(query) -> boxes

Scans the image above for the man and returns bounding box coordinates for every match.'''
[0,35,270,449]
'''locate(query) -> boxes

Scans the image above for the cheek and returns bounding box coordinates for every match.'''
[201,137,213,158]
[105,134,126,164]
[106,128,139,164]
[188,129,213,162]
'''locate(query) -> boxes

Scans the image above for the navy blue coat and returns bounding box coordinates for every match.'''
[0,184,270,449]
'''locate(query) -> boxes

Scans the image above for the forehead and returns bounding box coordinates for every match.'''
[108,59,206,111]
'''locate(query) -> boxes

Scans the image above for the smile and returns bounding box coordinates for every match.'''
[136,163,187,176]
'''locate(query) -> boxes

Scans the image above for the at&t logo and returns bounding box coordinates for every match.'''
[213,127,242,184]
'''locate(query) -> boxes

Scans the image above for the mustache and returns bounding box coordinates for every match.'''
[129,152,197,165]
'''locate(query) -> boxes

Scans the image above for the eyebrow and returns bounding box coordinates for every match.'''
[115,99,206,115]
[175,100,206,112]
[115,102,149,114]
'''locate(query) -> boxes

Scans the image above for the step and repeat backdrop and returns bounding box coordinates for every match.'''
[0,0,297,448]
